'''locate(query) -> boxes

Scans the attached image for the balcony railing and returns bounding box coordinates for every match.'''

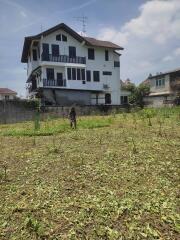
[43,79,66,87]
[41,54,86,64]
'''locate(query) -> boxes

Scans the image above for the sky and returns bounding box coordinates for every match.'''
[0,0,180,97]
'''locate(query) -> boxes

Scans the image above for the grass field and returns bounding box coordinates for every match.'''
[0,108,180,239]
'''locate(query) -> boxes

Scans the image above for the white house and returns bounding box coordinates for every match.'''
[0,88,17,100]
[21,23,124,106]
[144,68,180,107]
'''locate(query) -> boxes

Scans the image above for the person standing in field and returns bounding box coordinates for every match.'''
[69,107,77,129]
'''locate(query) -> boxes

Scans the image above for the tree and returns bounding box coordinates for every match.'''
[123,82,150,108]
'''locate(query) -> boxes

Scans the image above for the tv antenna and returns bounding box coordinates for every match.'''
[74,15,88,36]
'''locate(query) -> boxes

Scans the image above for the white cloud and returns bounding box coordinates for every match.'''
[97,0,180,82]
[162,56,173,62]
[174,47,180,56]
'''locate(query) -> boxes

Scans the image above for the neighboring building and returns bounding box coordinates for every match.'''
[0,88,17,100]
[120,80,131,104]
[21,23,124,106]
[144,68,180,107]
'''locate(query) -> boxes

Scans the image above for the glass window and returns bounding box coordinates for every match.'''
[93,71,100,82]
[46,68,54,80]
[62,34,67,42]
[33,49,37,61]
[105,50,109,61]
[72,68,76,80]
[67,68,71,80]
[56,34,61,41]
[86,70,91,82]
[88,48,95,60]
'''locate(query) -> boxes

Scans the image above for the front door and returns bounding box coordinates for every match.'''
[57,73,63,86]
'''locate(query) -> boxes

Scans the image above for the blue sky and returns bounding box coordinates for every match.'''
[0,0,180,96]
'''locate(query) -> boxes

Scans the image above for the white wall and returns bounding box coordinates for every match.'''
[0,94,16,100]
[27,28,121,105]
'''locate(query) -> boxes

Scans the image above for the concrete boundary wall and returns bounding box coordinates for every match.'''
[0,100,130,124]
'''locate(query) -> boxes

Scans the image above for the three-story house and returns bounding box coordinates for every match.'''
[21,23,124,106]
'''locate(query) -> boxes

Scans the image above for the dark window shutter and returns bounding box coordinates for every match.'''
[33,49,37,61]
[62,34,67,42]
[93,71,100,82]
[67,68,71,80]
[81,69,85,80]
[52,44,59,56]
[56,34,61,41]
[114,61,120,67]
[86,70,91,81]
[69,46,76,58]
[46,68,54,80]
[105,50,109,61]
[103,71,112,75]
[42,43,49,61]
[72,68,76,80]
[88,48,95,60]
[77,69,81,80]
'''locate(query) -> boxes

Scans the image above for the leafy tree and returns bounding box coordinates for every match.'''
[123,82,150,108]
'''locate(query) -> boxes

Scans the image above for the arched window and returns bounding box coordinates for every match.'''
[105,93,111,104]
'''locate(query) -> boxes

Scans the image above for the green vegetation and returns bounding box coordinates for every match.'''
[0,108,180,239]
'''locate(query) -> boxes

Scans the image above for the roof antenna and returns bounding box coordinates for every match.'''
[40,24,43,33]
[74,15,88,36]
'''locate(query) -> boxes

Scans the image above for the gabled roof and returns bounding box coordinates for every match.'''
[0,88,17,95]
[21,23,123,63]
[149,67,180,79]
[84,37,123,50]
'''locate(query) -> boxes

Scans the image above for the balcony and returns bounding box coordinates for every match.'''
[41,54,86,64]
[43,79,66,87]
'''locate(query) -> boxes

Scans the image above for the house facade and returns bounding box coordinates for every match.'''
[144,68,180,107]
[0,88,17,100]
[21,23,124,106]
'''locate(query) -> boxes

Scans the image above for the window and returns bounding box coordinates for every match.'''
[72,68,76,80]
[105,93,111,104]
[156,78,165,87]
[105,50,109,61]
[67,68,71,80]
[42,43,49,61]
[51,44,59,56]
[93,71,100,82]
[46,68,54,80]
[56,34,61,41]
[33,49,37,61]
[77,69,81,80]
[81,69,85,80]
[62,34,67,42]
[121,96,128,104]
[103,71,112,76]
[69,46,76,58]
[88,48,95,60]
[5,95,9,100]
[86,70,91,82]
[114,61,120,67]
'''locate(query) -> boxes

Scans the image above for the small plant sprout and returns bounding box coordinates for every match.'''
[131,137,138,154]
[0,161,7,181]
[147,113,152,126]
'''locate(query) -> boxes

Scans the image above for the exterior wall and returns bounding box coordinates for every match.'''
[43,89,91,106]
[27,28,121,105]
[144,95,175,107]
[150,74,171,93]
[0,94,16,100]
